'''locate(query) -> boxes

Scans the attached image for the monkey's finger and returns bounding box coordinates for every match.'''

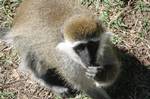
[87,67,98,74]
[87,66,103,73]
[87,66,97,70]
[88,66,103,69]
[86,72,96,79]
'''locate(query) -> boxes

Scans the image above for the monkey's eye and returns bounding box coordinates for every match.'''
[87,41,99,48]
[73,43,87,52]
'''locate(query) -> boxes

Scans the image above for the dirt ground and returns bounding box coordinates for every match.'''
[0,0,150,99]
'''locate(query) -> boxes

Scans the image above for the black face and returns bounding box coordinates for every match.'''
[73,40,100,66]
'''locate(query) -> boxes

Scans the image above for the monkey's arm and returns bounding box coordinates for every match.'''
[95,43,120,84]
[57,45,111,99]
[85,42,120,85]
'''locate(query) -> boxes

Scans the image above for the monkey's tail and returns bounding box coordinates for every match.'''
[86,87,111,99]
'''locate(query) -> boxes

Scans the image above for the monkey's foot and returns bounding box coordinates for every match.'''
[86,66,103,79]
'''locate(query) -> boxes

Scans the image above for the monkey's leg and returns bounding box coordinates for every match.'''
[86,87,111,99]
[76,74,111,99]
[24,51,78,98]
[40,68,79,97]
[57,53,111,99]
[85,64,118,84]
[94,64,119,83]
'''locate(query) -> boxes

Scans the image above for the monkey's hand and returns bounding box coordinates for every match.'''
[85,66,103,80]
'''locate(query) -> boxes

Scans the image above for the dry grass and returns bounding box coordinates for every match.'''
[0,0,150,99]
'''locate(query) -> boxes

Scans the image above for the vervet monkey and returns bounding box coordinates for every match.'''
[3,0,120,99]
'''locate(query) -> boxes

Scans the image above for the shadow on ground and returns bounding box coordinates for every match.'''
[106,47,150,99]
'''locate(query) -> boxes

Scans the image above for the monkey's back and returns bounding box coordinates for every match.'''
[10,0,90,67]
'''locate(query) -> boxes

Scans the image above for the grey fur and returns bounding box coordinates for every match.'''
[8,0,120,99]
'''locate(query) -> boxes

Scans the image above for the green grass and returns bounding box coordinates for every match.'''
[0,0,21,29]
[0,92,16,99]
[139,18,150,38]
[90,0,149,45]
[135,0,150,12]
[111,35,122,45]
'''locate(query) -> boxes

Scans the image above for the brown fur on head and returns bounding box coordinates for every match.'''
[63,14,105,42]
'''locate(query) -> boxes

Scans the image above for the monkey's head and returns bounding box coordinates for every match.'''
[57,14,112,68]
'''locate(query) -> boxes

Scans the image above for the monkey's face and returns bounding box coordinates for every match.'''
[73,40,100,67]
[56,32,112,69]
[56,15,111,68]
